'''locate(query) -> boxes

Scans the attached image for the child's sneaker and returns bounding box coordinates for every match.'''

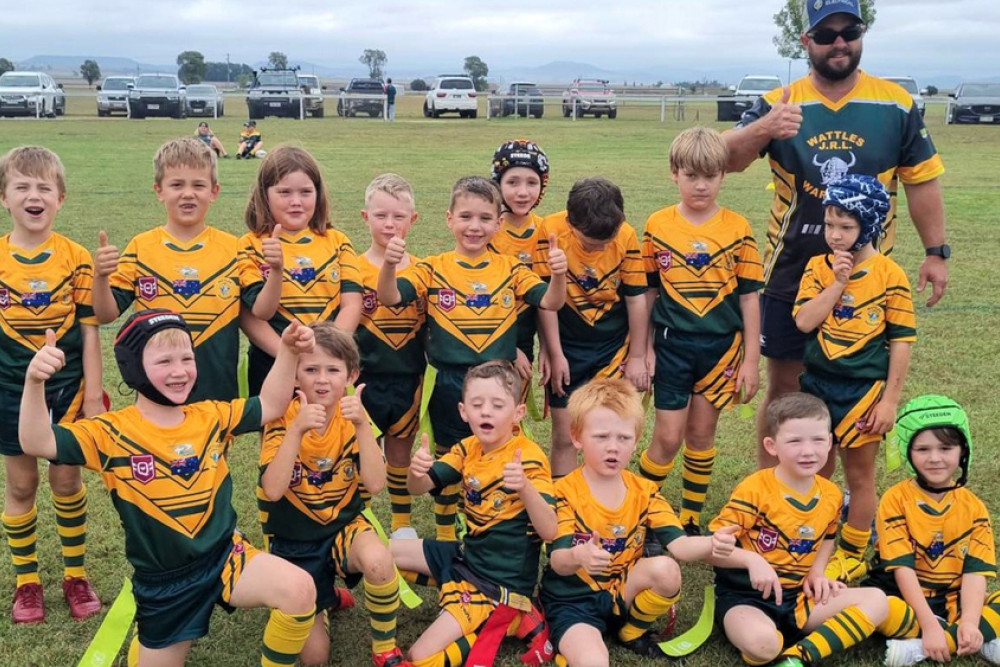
[981,638,1000,665]
[62,576,101,620]
[12,582,45,624]
[884,638,926,667]
[824,549,869,583]
[390,526,419,540]
[682,518,702,536]
[372,646,412,667]
[618,630,670,659]
[330,587,355,612]
[771,658,806,667]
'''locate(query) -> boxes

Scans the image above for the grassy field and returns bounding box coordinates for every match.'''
[0,92,998,666]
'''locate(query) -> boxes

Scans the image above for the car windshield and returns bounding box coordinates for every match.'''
[741,78,781,91]
[959,83,1000,97]
[886,78,918,94]
[187,85,215,95]
[299,77,319,87]
[136,76,178,88]
[514,86,540,95]
[257,72,299,87]
[103,79,132,91]
[351,80,383,92]
[441,79,473,90]
[578,82,608,92]
[0,74,41,88]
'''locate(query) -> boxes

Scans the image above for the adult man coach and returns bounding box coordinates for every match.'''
[724,1,949,466]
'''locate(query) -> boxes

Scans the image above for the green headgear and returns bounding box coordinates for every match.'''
[894,394,972,491]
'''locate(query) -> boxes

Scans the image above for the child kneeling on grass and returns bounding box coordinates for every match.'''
[20,309,317,667]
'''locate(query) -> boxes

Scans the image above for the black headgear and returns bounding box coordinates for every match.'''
[114,309,194,406]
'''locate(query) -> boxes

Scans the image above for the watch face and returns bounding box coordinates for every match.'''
[927,244,951,259]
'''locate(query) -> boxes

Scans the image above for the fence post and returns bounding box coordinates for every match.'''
[660,97,665,123]
[572,97,577,122]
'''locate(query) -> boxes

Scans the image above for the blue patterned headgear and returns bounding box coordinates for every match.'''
[822,174,890,251]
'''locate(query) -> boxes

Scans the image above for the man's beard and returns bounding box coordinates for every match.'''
[809,47,862,82]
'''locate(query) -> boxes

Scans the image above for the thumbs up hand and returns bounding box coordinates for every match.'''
[764,86,802,140]
[27,329,66,382]
[502,447,527,492]
[547,233,568,277]
[291,390,327,436]
[410,433,434,479]
[262,224,284,271]
[95,230,120,278]
[712,524,741,558]
[384,235,407,266]
[340,384,367,426]
[576,532,613,575]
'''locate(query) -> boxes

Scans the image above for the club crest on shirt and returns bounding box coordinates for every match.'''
[500,289,514,309]
[655,250,672,271]
[757,526,779,552]
[438,288,456,312]
[362,290,378,315]
[0,288,9,310]
[137,276,158,300]
[289,461,302,487]
[130,454,156,484]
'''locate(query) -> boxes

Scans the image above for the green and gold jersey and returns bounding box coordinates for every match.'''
[238,227,363,335]
[52,399,262,574]
[541,468,685,599]
[396,251,547,368]
[642,205,764,335]
[429,432,554,595]
[537,212,647,344]
[110,226,241,401]
[710,468,841,590]
[357,253,426,375]
[793,252,916,379]
[738,71,945,301]
[0,233,95,393]
[872,480,995,603]
[488,212,547,355]
[258,402,364,541]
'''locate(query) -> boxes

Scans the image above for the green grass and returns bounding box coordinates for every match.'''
[0,94,998,666]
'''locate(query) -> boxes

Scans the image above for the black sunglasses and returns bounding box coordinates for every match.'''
[808,23,866,45]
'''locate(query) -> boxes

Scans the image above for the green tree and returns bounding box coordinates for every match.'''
[0,58,14,75]
[79,59,101,86]
[268,52,288,69]
[409,78,428,92]
[359,49,387,79]
[773,0,876,59]
[925,84,938,97]
[176,50,206,84]
[463,55,489,92]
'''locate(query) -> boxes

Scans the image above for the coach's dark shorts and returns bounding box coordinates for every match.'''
[760,294,808,362]
[546,334,628,409]
[358,371,423,440]
[653,328,743,411]
[428,365,473,453]
[1,381,84,458]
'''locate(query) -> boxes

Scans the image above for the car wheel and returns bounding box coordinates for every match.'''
[469,110,478,119]
[248,106,263,120]
[313,107,324,118]
[573,107,582,119]
[533,111,543,119]
[97,109,107,117]
[608,109,617,119]
[423,101,431,118]
[432,107,442,118]
[563,106,571,117]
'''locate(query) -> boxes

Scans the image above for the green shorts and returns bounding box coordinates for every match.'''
[132,532,259,650]
[427,365,473,453]
[546,334,628,409]
[357,371,423,440]
[653,328,743,411]
[540,588,625,650]
[800,371,884,449]
[714,581,809,644]
[1,381,84,458]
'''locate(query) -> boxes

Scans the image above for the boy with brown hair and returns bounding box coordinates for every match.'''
[0,145,104,624]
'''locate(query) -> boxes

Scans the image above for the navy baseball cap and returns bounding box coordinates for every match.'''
[805,0,862,32]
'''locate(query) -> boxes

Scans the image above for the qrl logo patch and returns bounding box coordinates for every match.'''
[289,462,302,487]
[362,290,378,314]
[656,250,672,271]
[137,276,158,300]
[130,454,156,484]
[438,289,456,312]
[757,526,779,552]
[0,289,8,310]
[259,263,271,280]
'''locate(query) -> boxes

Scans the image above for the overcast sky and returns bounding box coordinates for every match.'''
[4,0,999,83]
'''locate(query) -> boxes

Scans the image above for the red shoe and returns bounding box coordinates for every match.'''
[372,647,413,667]
[12,583,45,624]
[62,577,101,620]
[330,587,355,612]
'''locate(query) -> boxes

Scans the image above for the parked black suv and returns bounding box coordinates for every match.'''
[127,74,187,119]
[337,78,385,117]
[246,67,305,119]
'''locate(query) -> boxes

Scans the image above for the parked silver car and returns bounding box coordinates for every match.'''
[96,76,134,116]
[186,84,224,117]
[883,76,925,117]
[0,71,62,118]
[948,82,1000,124]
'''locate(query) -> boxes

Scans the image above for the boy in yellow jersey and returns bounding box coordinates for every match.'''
[639,127,764,536]
[488,139,550,398]
[391,361,557,667]
[869,396,1000,666]
[237,120,264,159]
[539,378,738,665]
[709,393,888,666]
[20,309,318,666]
[793,174,916,583]
[378,176,567,540]
[92,137,246,401]
[357,174,425,538]
[538,177,649,477]
[260,323,410,667]
[0,146,104,624]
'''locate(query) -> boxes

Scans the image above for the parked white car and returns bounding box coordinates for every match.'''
[883,76,926,117]
[96,76,134,116]
[424,75,478,118]
[0,71,62,118]
[186,84,225,117]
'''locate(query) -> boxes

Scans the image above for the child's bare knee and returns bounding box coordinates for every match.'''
[5,470,40,503]
[861,589,889,624]
[47,466,82,496]
[650,556,681,595]
[281,568,316,614]
[364,546,396,584]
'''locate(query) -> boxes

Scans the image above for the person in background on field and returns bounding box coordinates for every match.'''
[385,78,397,122]
[238,120,264,159]
[721,0,948,466]
[195,122,229,158]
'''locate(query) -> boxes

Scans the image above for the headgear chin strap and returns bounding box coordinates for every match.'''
[490,139,550,212]
[894,394,973,493]
[114,309,195,406]
[822,173,891,251]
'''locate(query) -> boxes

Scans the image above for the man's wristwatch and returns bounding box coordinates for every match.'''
[925,244,951,259]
